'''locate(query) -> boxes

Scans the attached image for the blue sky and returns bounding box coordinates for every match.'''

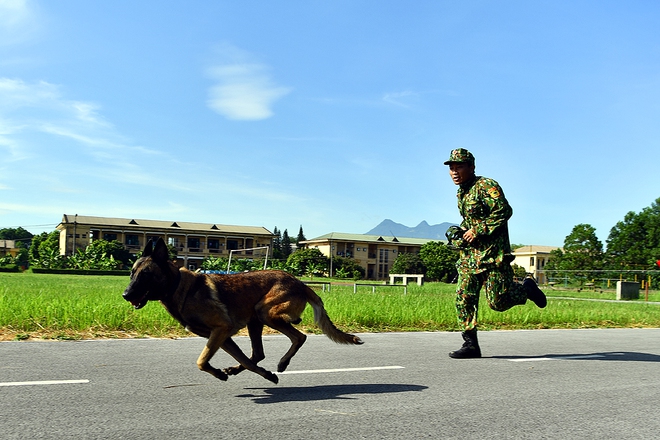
[1,0,659,247]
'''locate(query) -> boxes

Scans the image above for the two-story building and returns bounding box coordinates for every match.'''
[300,232,436,280]
[511,245,560,284]
[56,214,274,270]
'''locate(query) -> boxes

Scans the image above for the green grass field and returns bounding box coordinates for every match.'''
[1,272,659,341]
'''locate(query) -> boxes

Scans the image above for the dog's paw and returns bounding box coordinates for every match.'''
[265,371,279,384]
[209,368,228,381]
[223,365,245,376]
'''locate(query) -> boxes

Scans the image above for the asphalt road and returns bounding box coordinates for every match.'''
[2,329,659,439]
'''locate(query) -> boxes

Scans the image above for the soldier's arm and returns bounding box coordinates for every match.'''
[471,182,512,238]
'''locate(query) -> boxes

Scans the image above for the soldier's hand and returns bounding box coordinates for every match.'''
[463,229,476,244]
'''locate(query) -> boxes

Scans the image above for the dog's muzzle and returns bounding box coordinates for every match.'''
[122,283,150,310]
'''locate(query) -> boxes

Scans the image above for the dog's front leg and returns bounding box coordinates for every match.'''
[223,319,265,377]
[196,331,229,381]
[221,337,278,384]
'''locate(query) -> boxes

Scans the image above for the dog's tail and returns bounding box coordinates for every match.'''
[305,287,363,345]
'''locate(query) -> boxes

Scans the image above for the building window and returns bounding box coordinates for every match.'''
[208,239,223,253]
[378,249,390,279]
[126,235,139,247]
[104,233,118,241]
[188,237,201,249]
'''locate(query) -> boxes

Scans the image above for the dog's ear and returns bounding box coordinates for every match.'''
[143,239,154,257]
[152,237,170,263]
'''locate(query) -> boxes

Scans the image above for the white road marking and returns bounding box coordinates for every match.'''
[0,379,90,387]
[507,354,624,362]
[278,366,404,375]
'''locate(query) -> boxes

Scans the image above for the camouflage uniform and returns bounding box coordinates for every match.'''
[446,149,527,331]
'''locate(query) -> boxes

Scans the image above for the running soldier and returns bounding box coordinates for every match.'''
[444,148,546,358]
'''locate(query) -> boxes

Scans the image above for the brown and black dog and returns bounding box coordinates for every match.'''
[122,238,362,384]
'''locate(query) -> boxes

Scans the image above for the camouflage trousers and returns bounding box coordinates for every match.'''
[455,263,528,331]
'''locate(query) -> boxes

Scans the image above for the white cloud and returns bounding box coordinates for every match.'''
[206,45,291,121]
[0,78,58,108]
[0,77,170,192]
[0,0,39,46]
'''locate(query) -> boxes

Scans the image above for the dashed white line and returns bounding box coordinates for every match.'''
[0,379,90,387]
[278,366,405,375]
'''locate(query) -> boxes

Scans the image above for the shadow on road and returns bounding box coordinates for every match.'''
[236,383,427,404]
[492,351,660,362]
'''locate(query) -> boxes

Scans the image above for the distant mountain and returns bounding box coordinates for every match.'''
[365,219,457,240]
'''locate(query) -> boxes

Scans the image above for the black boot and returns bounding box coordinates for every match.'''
[523,278,547,308]
[449,329,481,359]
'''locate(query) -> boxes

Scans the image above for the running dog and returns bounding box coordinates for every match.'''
[122,238,363,384]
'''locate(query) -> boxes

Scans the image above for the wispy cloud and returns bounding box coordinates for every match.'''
[382,90,419,108]
[382,89,460,108]
[0,75,304,218]
[0,78,120,158]
[0,0,40,46]
[0,78,170,189]
[205,44,291,121]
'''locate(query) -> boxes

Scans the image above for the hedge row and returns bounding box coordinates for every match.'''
[0,266,20,273]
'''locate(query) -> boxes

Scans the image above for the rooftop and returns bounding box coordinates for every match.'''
[58,214,273,236]
[302,232,439,246]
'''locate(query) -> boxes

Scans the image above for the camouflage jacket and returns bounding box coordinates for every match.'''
[456,175,513,273]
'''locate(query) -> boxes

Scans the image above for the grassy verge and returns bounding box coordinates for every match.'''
[1,273,659,341]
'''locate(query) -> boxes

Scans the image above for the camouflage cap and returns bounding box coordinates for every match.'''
[443,148,475,165]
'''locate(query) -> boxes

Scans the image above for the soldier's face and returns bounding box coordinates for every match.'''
[448,162,475,185]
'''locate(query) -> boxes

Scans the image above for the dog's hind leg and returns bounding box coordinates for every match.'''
[223,319,265,377]
[266,320,307,373]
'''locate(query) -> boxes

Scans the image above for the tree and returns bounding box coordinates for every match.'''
[93,239,132,265]
[544,224,604,284]
[418,241,459,283]
[296,225,306,248]
[201,255,230,271]
[272,227,283,259]
[332,255,365,279]
[0,227,33,241]
[562,224,604,272]
[390,253,425,275]
[286,247,328,277]
[65,239,133,270]
[512,263,527,279]
[29,231,65,269]
[606,197,660,270]
[282,229,292,258]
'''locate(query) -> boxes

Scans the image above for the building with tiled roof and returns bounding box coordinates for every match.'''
[511,245,561,284]
[300,232,440,280]
[56,214,273,270]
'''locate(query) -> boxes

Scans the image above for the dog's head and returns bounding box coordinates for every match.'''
[122,238,177,309]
